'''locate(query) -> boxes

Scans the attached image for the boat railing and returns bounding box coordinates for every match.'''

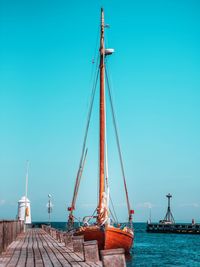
[112,222,133,230]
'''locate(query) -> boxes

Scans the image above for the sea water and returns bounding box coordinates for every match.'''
[46,222,200,266]
[128,223,200,266]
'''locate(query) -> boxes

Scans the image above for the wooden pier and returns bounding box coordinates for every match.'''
[0,228,102,267]
[146,194,200,235]
[147,222,200,234]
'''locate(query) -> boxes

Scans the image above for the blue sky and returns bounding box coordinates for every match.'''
[0,0,200,222]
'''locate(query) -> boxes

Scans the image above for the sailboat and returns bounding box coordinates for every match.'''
[67,8,134,253]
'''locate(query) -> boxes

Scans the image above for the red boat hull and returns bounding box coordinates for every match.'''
[75,225,134,254]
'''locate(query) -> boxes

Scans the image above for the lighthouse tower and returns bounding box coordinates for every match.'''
[18,196,32,224]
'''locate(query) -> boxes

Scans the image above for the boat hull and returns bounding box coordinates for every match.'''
[105,226,133,252]
[74,225,134,254]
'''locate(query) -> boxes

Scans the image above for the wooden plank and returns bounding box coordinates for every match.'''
[43,233,80,265]
[37,230,63,267]
[0,240,20,267]
[16,230,29,267]
[0,228,103,267]
[32,229,44,267]
[6,233,27,267]
[35,230,53,267]
[43,231,101,267]
[43,234,92,267]
[40,230,71,267]
[26,230,34,267]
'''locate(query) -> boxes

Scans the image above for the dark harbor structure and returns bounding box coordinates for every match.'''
[147,194,200,234]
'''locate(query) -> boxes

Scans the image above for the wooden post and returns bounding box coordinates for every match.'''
[52,229,55,238]
[72,235,84,253]
[100,248,126,267]
[54,229,57,239]
[60,232,65,243]
[0,222,3,254]
[50,228,53,237]
[56,230,60,241]
[83,240,99,262]
[57,231,63,243]
[65,233,73,247]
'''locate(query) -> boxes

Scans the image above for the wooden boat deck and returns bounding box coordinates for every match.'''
[0,228,102,267]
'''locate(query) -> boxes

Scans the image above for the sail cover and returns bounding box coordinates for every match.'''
[98,192,108,225]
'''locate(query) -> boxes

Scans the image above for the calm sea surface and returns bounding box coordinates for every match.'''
[46,222,200,266]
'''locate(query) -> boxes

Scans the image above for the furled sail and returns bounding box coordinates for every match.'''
[98,192,108,225]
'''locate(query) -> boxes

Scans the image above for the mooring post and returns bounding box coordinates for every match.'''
[59,231,64,243]
[72,235,84,253]
[56,230,59,241]
[50,228,52,237]
[58,231,63,243]
[100,248,126,267]
[53,229,57,239]
[83,240,99,262]
[65,233,73,247]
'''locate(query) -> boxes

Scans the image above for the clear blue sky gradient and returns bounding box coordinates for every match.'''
[0,0,200,222]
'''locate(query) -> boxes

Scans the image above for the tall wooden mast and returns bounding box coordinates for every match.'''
[98,8,105,220]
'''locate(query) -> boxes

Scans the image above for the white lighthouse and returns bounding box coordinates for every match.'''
[18,196,32,225]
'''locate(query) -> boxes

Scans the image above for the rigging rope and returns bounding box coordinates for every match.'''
[105,66,132,219]
[70,66,100,212]
[109,195,118,223]
[109,207,117,224]
[73,148,88,207]
[87,208,97,224]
